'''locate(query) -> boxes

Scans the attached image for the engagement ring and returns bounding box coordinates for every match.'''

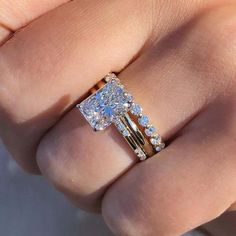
[76,73,165,160]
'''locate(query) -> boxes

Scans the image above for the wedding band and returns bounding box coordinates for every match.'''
[76,73,165,160]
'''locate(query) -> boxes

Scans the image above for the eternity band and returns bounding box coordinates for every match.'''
[76,73,165,160]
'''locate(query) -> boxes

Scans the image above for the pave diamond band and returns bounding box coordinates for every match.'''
[114,115,148,160]
[77,73,165,160]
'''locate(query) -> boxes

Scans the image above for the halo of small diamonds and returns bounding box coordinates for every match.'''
[78,75,133,131]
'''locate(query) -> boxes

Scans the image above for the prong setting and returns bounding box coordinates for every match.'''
[78,76,133,131]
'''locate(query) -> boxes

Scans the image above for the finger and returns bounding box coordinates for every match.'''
[0,0,70,44]
[0,23,11,45]
[0,0,154,173]
[102,95,236,236]
[0,0,214,173]
[35,4,229,211]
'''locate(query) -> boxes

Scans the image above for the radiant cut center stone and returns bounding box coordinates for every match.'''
[78,78,132,131]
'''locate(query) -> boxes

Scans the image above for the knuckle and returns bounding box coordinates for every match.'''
[36,132,102,212]
[102,174,178,236]
[195,7,236,73]
[181,6,236,96]
[36,135,78,202]
[36,134,63,185]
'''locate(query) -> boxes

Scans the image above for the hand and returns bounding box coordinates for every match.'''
[0,0,236,235]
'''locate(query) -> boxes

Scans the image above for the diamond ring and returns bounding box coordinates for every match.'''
[76,73,165,160]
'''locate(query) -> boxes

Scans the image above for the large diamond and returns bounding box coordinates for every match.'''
[78,78,132,131]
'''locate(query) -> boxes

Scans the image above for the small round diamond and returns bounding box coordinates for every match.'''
[155,143,165,152]
[123,102,130,109]
[122,129,130,137]
[138,115,149,127]
[94,121,106,131]
[125,93,133,103]
[135,148,146,161]
[116,122,125,132]
[150,135,161,145]
[145,125,156,136]
[139,154,147,161]
[130,103,142,116]
[104,73,115,81]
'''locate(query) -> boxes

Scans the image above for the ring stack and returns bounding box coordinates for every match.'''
[76,73,165,161]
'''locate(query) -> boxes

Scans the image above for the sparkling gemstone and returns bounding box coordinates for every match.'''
[135,148,146,161]
[122,129,130,137]
[145,125,156,136]
[130,103,142,116]
[114,119,130,136]
[78,78,130,130]
[150,135,161,145]
[138,115,149,127]
[104,73,117,82]
[155,146,162,152]
[124,94,133,107]
[155,143,165,152]
[115,121,125,132]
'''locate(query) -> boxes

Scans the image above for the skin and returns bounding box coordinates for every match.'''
[0,0,236,235]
